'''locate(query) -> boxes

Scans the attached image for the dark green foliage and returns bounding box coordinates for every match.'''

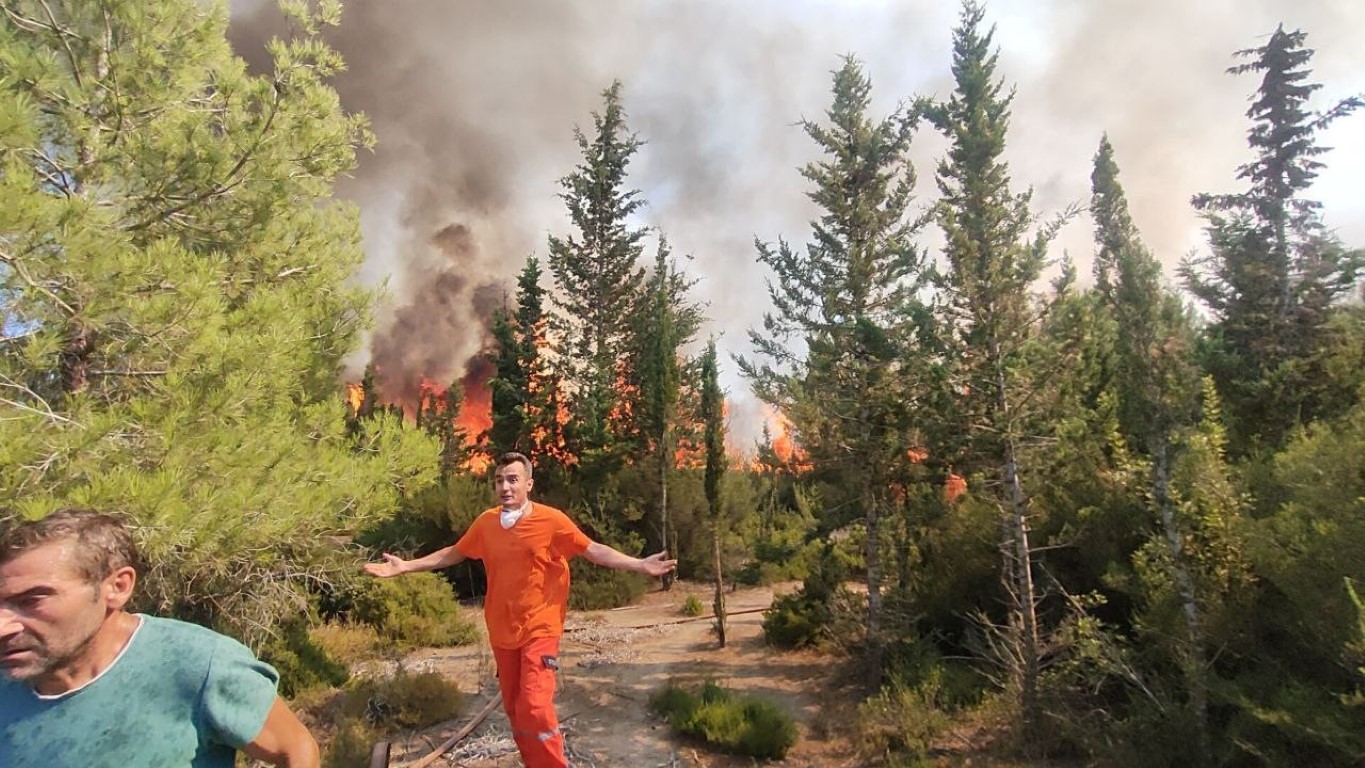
[649,680,798,760]
[261,619,352,698]
[348,572,478,649]
[762,544,849,649]
[568,558,648,610]
[547,80,647,480]
[1182,26,1363,451]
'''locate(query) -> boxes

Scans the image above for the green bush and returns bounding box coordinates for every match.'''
[569,559,647,610]
[262,619,351,697]
[762,591,827,649]
[762,542,849,649]
[681,594,704,617]
[649,680,798,760]
[856,671,953,762]
[341,669,465,730]
[349,572,479,649]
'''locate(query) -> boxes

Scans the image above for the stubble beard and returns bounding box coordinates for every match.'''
[3,605,106,685]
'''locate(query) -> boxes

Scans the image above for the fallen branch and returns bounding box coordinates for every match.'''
[615,606,768,631]
[399,693,502,768]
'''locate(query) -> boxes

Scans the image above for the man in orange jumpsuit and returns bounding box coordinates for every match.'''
[364,452,676,768]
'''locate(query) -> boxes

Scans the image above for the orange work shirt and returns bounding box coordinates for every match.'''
[455,502,593,649]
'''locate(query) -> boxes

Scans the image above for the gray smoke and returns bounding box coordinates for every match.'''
[227,0,1365,442]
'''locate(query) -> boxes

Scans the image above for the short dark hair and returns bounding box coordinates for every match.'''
[0,508,140,584]
[494,452,532,478]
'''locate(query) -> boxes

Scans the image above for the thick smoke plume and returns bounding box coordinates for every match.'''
[227,0,1365,444]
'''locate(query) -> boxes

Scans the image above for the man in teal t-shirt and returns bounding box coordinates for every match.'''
[0,509,320,767]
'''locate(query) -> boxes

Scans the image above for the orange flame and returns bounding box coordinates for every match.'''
[945,472,967,503]
[761,404,811,473]
[343,359,496,475]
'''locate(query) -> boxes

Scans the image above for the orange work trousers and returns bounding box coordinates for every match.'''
[493,636,567,768]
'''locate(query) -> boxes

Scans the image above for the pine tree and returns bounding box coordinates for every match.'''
[1182,26,1362,451]
[1092,135,1211,761]
[923,0,1054,724]
[0,0,441,646]
[741,55,934,680]
[699,340,728,647]
[630,239,702,584]
[488,255,558,462]
[547,80,648,481]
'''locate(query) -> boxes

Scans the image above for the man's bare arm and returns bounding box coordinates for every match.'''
[582,543,677,577]
[363,544,466,578]
[241,697,320,768]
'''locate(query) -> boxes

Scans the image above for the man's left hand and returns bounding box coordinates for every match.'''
[637,551,678,577]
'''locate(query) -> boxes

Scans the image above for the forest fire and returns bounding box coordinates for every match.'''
[344,359,495,473]
[761,404,811,472]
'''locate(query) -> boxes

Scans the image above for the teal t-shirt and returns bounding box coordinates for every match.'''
[0,615,280,768]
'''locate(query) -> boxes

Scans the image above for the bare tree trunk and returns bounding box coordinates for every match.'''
[992,338,1039,729]
[1154,440,1209,765]
[1002,439,1040,728]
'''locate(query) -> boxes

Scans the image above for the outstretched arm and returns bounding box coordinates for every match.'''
[363,544,466,578]
[582,543,677,577]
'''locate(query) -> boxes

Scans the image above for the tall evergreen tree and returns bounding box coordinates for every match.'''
[630,239,702,581]
[547,80,648,481]
[0,0,440,644]
[923,0,1055,725]
[699,339,728,647]
[741,55,934,680]
[1182,26,1362,451]
[1092,135,1211,761]
[487,255,561,469]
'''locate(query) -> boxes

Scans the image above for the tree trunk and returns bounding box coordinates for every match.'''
[1154,439,1210,765]
[865,494,885,687]
[712,525,727,648]
[658,440,673,591]
[992,337,1039,729]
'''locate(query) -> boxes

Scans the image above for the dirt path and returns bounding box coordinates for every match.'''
[378,581,860,767]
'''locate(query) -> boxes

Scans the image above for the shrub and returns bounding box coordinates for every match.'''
[569,559,647,610]
[681,595,704,617]
[309,621,384,665]
[349,572,479,649]
[762,542,849,649]
[340,668,465,730]
[649,680,798,760]
[762,591,827,649]
[856,671,953,762]
[262,619,351,697]
[323,715,379,768]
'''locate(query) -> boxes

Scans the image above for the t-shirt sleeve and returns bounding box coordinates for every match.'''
[199,634,280,749]
[551,510,593,559]
[455,516,485,560]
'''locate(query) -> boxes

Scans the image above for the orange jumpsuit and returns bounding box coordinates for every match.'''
[456,503,591,768]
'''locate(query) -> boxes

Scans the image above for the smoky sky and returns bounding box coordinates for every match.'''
[227,0,1365,444]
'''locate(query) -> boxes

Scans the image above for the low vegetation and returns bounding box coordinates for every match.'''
[649,680,798,760]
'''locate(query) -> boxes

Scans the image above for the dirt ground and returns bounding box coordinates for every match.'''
[373,581,868,767]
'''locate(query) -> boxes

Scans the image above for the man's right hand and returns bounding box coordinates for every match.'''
[363,553,409,578]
